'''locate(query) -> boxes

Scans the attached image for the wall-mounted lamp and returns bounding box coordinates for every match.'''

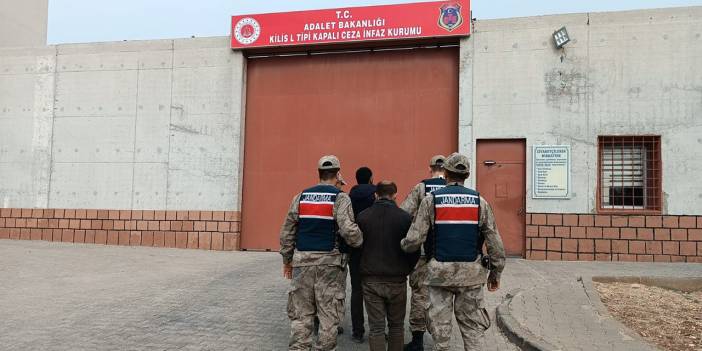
[553,26,571,48]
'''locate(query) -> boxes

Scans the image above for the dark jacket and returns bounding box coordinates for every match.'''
[357,199,420,282]
[349,184,376,217]
[348,184,377,258]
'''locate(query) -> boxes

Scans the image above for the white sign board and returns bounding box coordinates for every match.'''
[532,145,570,199]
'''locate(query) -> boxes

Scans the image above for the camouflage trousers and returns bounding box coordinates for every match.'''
[408,256,429,332]
[427,285,491,351]
[287,265,347,351]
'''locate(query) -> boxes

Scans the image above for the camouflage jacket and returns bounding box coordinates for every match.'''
[400,182,428,256]
[400,182,427,218]
[400,182,506,287]
[280,184,363,268]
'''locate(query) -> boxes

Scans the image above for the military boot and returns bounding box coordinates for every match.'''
[403,331,424,351]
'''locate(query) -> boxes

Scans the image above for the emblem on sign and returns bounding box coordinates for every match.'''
[438,3,463,32]
[234,17,261,45]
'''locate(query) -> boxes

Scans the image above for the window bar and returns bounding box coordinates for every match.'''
[598,135,661,212]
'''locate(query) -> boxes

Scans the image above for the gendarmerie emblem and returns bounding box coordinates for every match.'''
[438,3,463,32]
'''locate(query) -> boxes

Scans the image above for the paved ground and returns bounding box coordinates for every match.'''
[1,240,700,351]
[0,240,514,351]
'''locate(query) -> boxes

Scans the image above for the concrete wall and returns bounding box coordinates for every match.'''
[2,6,701,217]
[0,37,246,211]
[0,0,48,48]
[461,6,702,215]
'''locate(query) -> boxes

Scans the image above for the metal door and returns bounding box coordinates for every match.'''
[241,47,459,250]
[476,139,526,257]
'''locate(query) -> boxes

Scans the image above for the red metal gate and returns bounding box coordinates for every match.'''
[241,47,459,250]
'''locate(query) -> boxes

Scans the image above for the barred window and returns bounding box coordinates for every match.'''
[598,136,661,212]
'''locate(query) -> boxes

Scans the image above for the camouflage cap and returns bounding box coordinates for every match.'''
[443,153,471,174]
[318,155,341,170]
[430,155,446,167]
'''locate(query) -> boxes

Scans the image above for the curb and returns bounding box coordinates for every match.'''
[495,289,561,351]
[591,275,702,293]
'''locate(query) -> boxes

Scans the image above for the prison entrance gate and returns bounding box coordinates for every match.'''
[241,47,459,250]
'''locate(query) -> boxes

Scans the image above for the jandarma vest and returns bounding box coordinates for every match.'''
[428,185,482,262]
[422,177,447,195]
[296,185,340,252]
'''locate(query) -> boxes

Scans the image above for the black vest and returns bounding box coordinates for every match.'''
[421,178,447,255]
[427,185,482,262]
[296,185,340,252]
[422,177,447,195]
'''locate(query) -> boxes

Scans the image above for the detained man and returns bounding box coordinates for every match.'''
[357,181,420,351]
[347,166,377,343]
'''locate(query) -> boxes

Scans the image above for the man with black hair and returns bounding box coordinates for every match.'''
[347,166,377,343]
[280,155,364,351]
[401,153,505,351]
[357,181,419,351]
[400,155,447,351]
[350,167,375,216]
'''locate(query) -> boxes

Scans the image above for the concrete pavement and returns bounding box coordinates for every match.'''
[0,240,514,350]
[1,240,700,350]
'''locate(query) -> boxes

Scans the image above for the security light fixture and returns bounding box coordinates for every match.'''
[553,27,570,48]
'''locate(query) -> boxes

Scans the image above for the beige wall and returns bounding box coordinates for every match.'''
[0,37,247,211]
[0,0,48,48]
[1,6,701,215]
[460,6,702,215]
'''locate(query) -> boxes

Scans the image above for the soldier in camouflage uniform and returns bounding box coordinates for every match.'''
[400,155,447,351]
[280,155,364,351]
[401,153,505,351]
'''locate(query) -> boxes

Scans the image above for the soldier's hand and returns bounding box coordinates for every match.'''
[487,277,500,292]
[283,264,293,279]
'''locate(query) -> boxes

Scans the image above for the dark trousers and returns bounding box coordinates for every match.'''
[349,249,365,336]
[362,280,407,351]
